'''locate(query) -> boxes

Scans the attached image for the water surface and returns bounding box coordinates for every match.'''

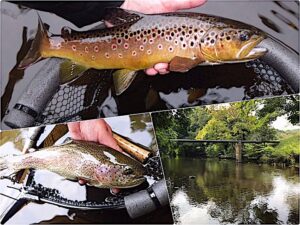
[163,157,299,224]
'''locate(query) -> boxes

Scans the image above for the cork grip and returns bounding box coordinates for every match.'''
[113,133,152,163]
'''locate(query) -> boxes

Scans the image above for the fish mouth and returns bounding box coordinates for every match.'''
[244,46,267,59]
[237,35,267,59]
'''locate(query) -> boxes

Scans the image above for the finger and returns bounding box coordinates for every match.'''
[154,63,169,71]
[158,69,170,75]
[165,0,207,11]
[67,122,82,140]
[145,68,158,76]
[103,120,113,135]
[78,179,87,185]
[99,133,123,153]
[110,188,121,195]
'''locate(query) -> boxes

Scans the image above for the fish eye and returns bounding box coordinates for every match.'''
[123,166,133,175]
[239,32,250,41]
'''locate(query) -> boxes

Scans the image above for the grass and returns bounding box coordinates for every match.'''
[273,130,300,156]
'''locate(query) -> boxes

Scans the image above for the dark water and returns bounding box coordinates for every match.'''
[1,1,298,129]
[163,157,300,224]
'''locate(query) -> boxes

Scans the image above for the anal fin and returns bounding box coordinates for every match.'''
[169,56,204,73]
[113,69,137,95]
[59,60,88,84]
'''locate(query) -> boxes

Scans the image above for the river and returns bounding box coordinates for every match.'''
[162,157,299,224]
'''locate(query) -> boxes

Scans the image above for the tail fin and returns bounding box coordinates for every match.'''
[18,14,49,69]
[0,157,9,178]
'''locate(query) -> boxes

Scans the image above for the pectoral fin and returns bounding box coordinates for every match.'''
[169,56,204,73]
[113,69,137,95]
[59,60,88,84]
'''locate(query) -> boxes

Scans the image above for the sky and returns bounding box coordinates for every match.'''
[271,115,300,131]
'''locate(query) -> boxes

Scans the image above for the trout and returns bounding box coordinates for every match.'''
[0,140,146,189]
[19,8,267,95]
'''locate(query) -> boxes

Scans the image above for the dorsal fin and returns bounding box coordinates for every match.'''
[104,8,144,26]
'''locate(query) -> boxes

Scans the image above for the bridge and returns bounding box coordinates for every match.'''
[170,139,280,163]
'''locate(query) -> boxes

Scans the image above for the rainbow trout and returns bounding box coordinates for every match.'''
[19,8,267,95]
[0,140,145,189]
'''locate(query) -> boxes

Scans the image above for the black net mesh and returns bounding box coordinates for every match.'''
[33,60,294,126]
[35,70,113,126]
[245,59,290,98]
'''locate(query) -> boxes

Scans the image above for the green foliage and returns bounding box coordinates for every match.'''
[152,95,299,165]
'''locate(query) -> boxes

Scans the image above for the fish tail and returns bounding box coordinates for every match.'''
[0,157,8,171]
[0,157,11,178]
[18,13,49,69]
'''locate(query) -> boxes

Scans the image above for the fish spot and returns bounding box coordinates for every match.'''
[143,38,147,44]
[210,39,215,44]
[85,46,89,53]
[94,46,99,52]
[117,39,122,45]
[72,45,77,51]
[226,36,231,41]
[140,45,144,51]
[132,51,137,56]
[149,38,154,44]
[168,46,174,52]
[147,49,152,55]
[174,40,179,45]
[124,43,129,49]
[190,41,195,48]
[158,44,163,50]
[105,52,110,58]
[92,55,95,60]
[111,44,117,50]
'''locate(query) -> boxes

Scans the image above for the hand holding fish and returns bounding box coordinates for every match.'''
[68,119,123,191]
[68,119,122,152]
[19,2,266,95]
[121,0,207,76]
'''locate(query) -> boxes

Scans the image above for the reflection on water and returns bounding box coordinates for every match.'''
[163,158,300,224]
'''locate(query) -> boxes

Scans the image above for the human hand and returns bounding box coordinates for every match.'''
[68,119,122,152]
[68,119,122,193]
[121,0,207,76]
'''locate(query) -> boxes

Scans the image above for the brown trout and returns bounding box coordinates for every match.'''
[0,140,146,188]
[19,8,267,95]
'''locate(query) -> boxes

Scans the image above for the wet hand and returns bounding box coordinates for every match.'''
[121,0,207,76]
